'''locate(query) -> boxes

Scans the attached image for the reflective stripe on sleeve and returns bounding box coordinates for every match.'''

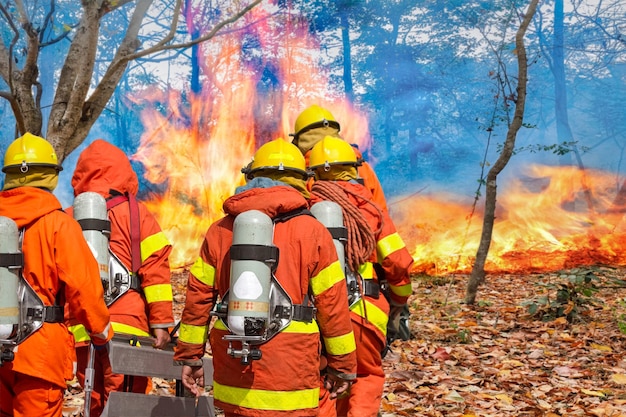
[69,322,150,342]
[350,298,388,337]
[213,380,319,411]
[189,257,216,287]
[323,331,356,356]
[179,322,208,345]
[389,282,413,297]
[377,232,407,261]
[309,260,344,296]
[112,322,152,338]
[140,231,170,263]
[144,283,173,303]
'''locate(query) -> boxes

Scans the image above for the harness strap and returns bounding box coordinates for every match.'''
[271,304,316,323]
[27,305,64,323]
[0,253,23,268]
[362,280,380,299]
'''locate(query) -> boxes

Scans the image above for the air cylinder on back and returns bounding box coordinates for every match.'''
[310,201,347,271]
[228,210,274,337]
[0,216,20,341]
[73,192,110,282]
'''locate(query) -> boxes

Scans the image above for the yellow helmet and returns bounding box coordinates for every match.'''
[3,132,63,173]
[242,138,308,180]
[308,136,359,171]
[293,105,340,138]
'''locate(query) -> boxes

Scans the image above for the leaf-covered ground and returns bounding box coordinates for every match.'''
[382,267,626,417]
[63,267,626,416]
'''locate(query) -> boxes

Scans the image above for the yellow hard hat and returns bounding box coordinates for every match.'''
[242,138,308,180]
[293,105,340,138]
[3,132,63,173]
[308,136,358,171]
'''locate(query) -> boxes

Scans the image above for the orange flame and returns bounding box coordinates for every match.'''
[131,6,626,276]
[394,164,626,275]
[130,4,371,269]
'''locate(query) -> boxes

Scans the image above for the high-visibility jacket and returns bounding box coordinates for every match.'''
[311,180,413,417]
[0,186,113,388]
[310,180,413,346]
[66,139,174,341]
[175,183,357,417]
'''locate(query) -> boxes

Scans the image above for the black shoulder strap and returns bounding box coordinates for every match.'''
[272,207,314,224]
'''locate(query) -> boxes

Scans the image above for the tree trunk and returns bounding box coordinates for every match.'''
[465,0,539,305]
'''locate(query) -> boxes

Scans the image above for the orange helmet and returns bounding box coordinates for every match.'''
[292,105,340,139]
[308,136,359,171]
[242,138,308,180]
[3,132,63,173]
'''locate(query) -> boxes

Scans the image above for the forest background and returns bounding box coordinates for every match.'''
[3,1,626,415]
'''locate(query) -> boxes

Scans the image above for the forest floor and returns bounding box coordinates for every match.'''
[63,266,626,417]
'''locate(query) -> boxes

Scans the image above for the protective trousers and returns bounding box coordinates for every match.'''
[336,323,385,417]
[75,345,150,417]
[0,366,64,417]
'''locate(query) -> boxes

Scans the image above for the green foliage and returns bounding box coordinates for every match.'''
[521,271,602,323]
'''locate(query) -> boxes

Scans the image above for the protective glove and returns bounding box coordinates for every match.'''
[387,303,411,342]
[323,368,354,399]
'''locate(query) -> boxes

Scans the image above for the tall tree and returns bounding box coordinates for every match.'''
[465,0,539,304]
[0,0,261,162]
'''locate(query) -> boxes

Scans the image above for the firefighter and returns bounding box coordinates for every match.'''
[291,104,388,211]
[175,138,357,417]
[308,136,414,417]
[0,133,113,417]
[65,139,175,417]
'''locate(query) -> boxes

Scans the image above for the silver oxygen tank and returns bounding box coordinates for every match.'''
[310,201,347,272]
[0,216,20,343]
[311,201,360,306]
[73,192,110,284]
[227,210,274,337]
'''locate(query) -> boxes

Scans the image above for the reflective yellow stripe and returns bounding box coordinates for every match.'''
[190,257,216,287]
[112,322,152,337]
[310,260,344,296]
[140,231,170,263]
[213,380,319,411]
[377,233,406,261]
[144,283,173,303]
[69,322,151,342]
[214,319,228,330]
[324,331,356,356]
[358,262,374,279]
[390,282,413,297]
[215,317,319,334]
[179,323,208,345]
[69,325,90,343]
[282,320,319,334]
[350,299,388,336]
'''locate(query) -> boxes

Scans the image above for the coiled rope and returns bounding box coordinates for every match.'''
[311,181,383,272]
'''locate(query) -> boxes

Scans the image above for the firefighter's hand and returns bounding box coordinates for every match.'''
[388,303,411,342]
[324,371,353,399]
[181,365,204,397]
[152,328,171,350]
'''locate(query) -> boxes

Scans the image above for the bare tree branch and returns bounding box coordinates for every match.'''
[465,0,539,305]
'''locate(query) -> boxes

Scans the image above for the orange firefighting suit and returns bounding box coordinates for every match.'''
[174,180,358,417]
[65,139,175,417]
[0,186,113,417]
[311,180,413,417]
